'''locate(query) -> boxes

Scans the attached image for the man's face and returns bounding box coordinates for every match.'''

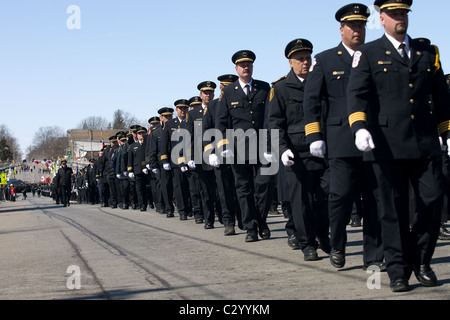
[289,51,312,79]
[235,61,253,79]
[161,114,172,123]
[341,20,366,49]
[200,90,214,103]
[381,9,408,37]
[176,106,188,119]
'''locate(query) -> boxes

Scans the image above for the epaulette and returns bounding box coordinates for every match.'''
[271,75,287,86]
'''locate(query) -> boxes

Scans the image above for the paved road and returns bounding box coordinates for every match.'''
[0,195,449,304]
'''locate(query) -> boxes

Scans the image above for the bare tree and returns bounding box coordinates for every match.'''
[26,126,68,160]
[0,123,21,161]
[112,109,140,129]
[75,116,110,130]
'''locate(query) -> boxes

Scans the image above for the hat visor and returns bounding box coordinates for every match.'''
[379,4,411,11]
[340,15,368,22]
[235,58,254,64]
[287,48,312,59]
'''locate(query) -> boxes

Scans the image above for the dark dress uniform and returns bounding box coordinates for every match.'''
[268,66,330,258]
[149,122,174,216]
[215,54,272,241]
[204,91,242,232]
[347,28,450,287]
[161,107,191,219]
[57,161,73,207]
[186,102,217,227]
[86,161,97,205]
[304,35,383,267]
[127,131,148,211]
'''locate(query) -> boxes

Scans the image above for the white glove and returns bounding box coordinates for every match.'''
[181,166,188,173]
[142,168,148,174]
[152,168,160,174]
[263,152,278,163]
[116,174,121,179]
[146,164,151,170]
[188,160,196,169]
[310,140,326,158]
[221,149,234,158]
[128,172,135,179]
[163,163,171,171]
[123,171,128,177]
[281,149,295,167]
[447,138,450,157]
[209,154,220,167]
[355,129,375,152]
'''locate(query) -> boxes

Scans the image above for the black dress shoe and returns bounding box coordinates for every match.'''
[439,223,450,240]
[303,247,319,261]
[414,265,438,287]
[224,226,236,236]
[245,229,258,242]
[179,214,187,221]
[166,212,174,218]
[330,249,345,268]
[195,218,204,224]
[317,236,331,254]
[204,223,214,229]
[363,261,386,272]
[390,278,410,292]
[350,218,361,227]
[287,235,300,250]
[259,225,271,240]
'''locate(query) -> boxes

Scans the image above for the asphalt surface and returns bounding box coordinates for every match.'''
[0,194,449,304]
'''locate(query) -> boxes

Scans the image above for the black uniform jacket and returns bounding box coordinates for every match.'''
[347,35,450,161]
[161,117,188,168]
[186,105,210,168]
[215,78,270,163]
[304,42,362,159]
[148,124,166,169]
[127,140,145,174]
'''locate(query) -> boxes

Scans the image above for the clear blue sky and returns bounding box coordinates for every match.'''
[1,0,449,156]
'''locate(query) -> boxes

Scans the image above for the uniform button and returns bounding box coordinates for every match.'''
[411,114,415,119]
[250,111,253,114]
[252,121,255,124]
[409,83,414,88]
[410,99,414,104]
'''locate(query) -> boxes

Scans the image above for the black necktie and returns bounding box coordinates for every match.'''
[399,43,410,65]
[245,84,250,96]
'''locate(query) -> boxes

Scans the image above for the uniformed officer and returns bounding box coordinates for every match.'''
[441,74,450,240]
[116,132,130,209]
[215,50,272,242]
[86,158,97,205]
[347,0,450,292]
[106,135,120,208]
[185,95,205,224]
[268,39,330,260]
[128,125,140,209]
[161,100,192,220]
[186,81,218,228]
[146,116,163,213]
[204,74,242,235]
[128,127,148,211]
[303,3,383,269]
[149,108,176,217]
[57,159,74,207]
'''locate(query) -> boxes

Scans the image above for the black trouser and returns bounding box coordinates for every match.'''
[152,170,165,212]
[172,168,191,216]
[231,163,273,231]
[107,176,120,206]
[186,169,202,219]
[161,168,175,214]
[285,164,330,252]
[328,157,384,263]
[371,158,443,282]
[135,173,148,209]
[119,178,130,207]
[215,165,241,228]
[197,167,216,225]
[60,185,71,205]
